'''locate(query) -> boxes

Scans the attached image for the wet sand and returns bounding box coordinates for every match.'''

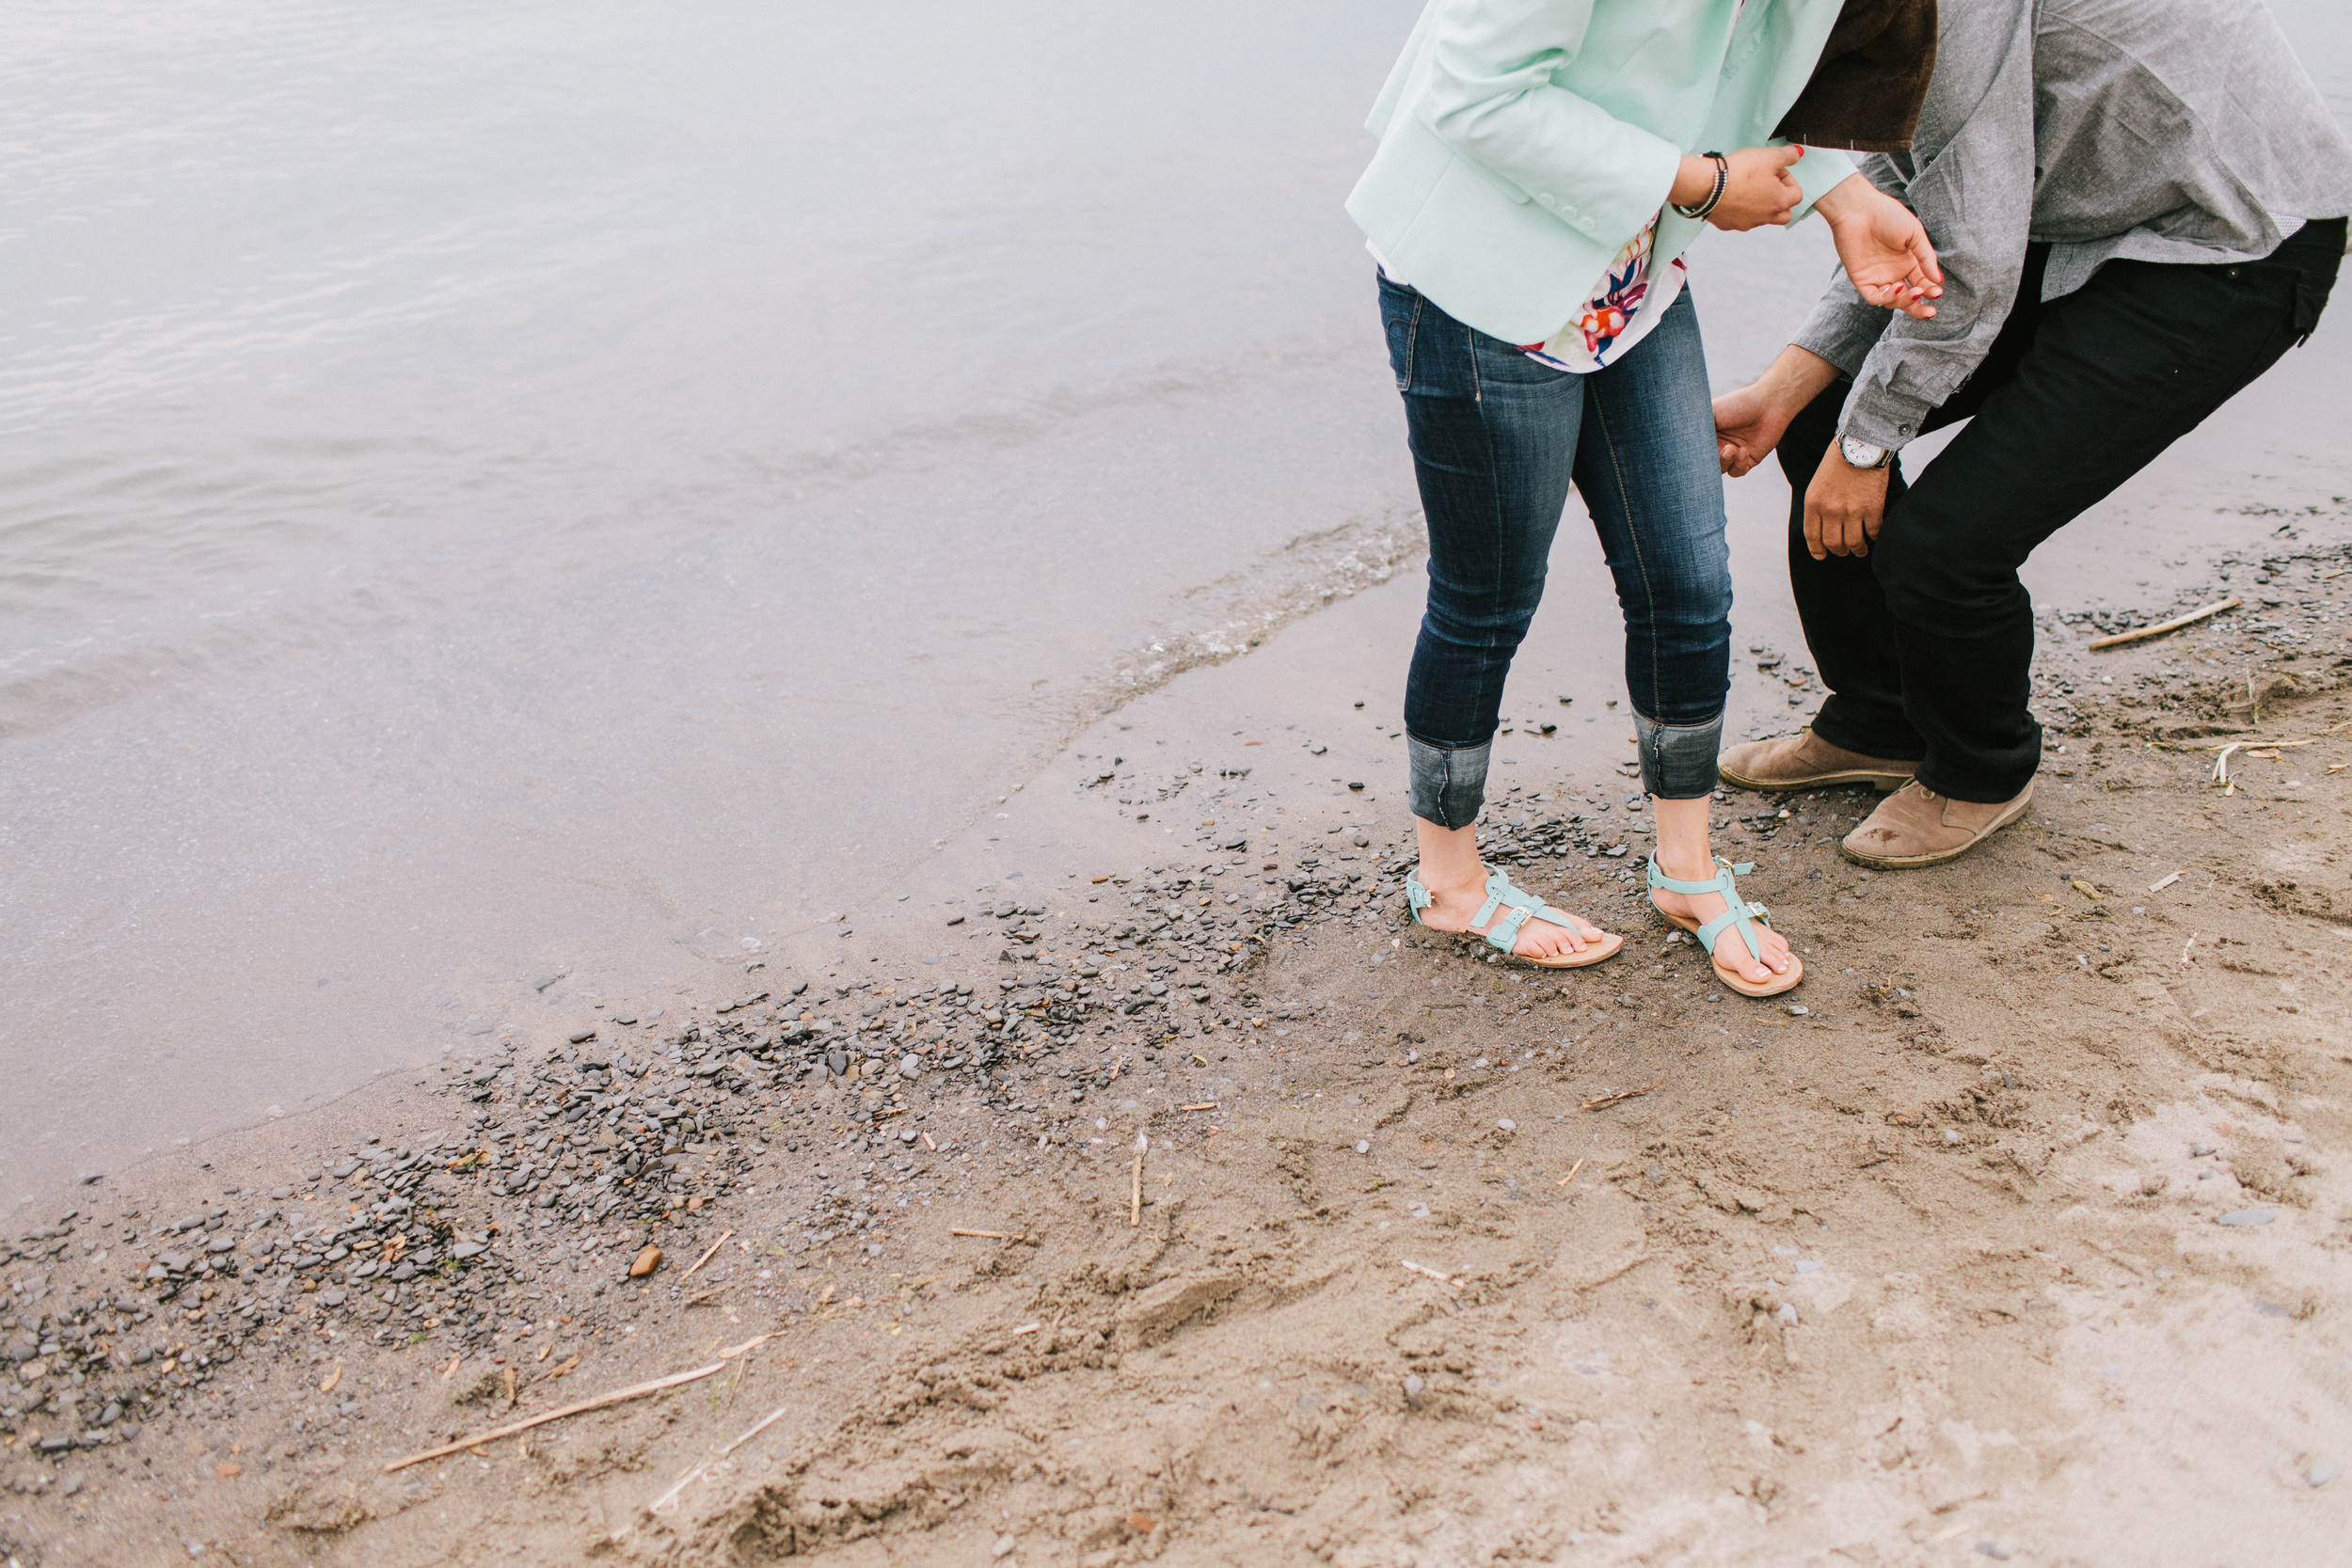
[3,452,2348,1561]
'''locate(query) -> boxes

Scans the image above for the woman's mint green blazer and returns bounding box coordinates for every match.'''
[1346,0,1861,345]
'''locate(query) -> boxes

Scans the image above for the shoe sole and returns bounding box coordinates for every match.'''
[1838,785,2034,869]
[1717,761,1916,794]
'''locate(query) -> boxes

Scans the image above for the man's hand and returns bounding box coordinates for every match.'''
[1714,345,1841,476]
[1804,443,1894,559]
[1815,174,1942,322]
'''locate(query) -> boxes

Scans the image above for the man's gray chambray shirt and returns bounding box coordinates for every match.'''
[1795,0,2352,451]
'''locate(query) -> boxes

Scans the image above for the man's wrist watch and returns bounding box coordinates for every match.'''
[1839,434,1897,470]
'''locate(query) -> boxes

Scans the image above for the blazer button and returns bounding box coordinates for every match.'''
[1538,193,1556,208]
[1577,216,1598,234]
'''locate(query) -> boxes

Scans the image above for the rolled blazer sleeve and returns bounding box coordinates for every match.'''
[1415,0,1685,257]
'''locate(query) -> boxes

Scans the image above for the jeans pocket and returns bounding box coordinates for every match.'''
[1379,275,1422,392]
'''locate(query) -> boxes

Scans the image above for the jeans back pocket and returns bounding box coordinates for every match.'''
[1378,273,1422,392]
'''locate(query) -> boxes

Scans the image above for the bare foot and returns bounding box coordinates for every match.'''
[1649,857,1795,989]
[1413,864,1611,959]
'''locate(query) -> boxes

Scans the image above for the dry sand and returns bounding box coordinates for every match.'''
[5,545,2351,1567]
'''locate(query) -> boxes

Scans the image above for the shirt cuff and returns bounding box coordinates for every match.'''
[1836,383,1936,451]
[1786,146,1859,223]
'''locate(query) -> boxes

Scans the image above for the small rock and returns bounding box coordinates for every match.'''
[1943,1129,1962,1146]
[1973,1544,2013,1561]
[568,1029,596,1044]
[319,1289,346,1307]
[1355,1140,1371,1154]
[1785,1004,1808,1017]
[2190,1142,2215,1157]
[2309,1459,2343,1488]
[1496,1118,1516,1132]
[1402,1373,1424,1410]
[1794,1259,1821,1275]
[629,1244,663,1277]
[993,1536,1017,1560]
[1776,1302,1799,1325]
[2215,1210,2276,1227]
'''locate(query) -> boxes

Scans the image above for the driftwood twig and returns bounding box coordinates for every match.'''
[384,1336,771,1472]
[678,1230,733,1283]
[1582,1076,1665,1112]
[2087,597,2239,650]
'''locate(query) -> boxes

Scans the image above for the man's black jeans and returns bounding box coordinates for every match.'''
[1775,218,2345,803]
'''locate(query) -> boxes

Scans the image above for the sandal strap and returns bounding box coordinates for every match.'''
[1476,868,1580,954]
[1652,856,1772,964]
[1646,854,1755,896]
[1484,902,1534,953]
[1406,875,1435,926]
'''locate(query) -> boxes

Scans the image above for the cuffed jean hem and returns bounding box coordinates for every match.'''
[1632,708,1724,800]
[1407,734,1490,830]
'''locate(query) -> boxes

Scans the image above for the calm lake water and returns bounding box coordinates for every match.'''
[2,0,2344,1196]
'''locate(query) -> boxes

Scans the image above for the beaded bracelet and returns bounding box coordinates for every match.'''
[1670,151,1729,220]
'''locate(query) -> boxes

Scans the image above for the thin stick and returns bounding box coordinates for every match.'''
[1582,1076,1665,1112]
[1178,1101,1221,1112]
[1556,1157,1587,1188]
[2088,596,2240,650]
[678,1230,733,1283]
[384,1340,770,1473]
[2170,734,2339,752]
[1400,1259,1462,1291]
[1130,1132,1148,1227]
[2148,870,2183,894]
[949,1229,1009,1240]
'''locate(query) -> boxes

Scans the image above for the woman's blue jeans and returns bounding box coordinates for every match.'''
[1381,276,1732,828]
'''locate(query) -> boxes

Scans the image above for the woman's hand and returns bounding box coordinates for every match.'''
[1714,345,1841,476]
[1672,146,1806,231]
[1816,174,1943,321]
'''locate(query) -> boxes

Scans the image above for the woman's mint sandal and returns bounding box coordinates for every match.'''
[1406,867,1623,969]
[1647,856,1803,998]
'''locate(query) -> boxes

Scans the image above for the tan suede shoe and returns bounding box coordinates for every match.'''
[1840,780,2034,868]
[1718,728,1918,793]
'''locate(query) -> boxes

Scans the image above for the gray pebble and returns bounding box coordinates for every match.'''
[1794,1259,1821,1275]
[2309,1459,2343,1488]
[1496,1118,1516,1132]
[319,1288,346,1307]
[2216,1209,2275,1227]
[568,1029,596,1045]
[1355,1140,1371,1154]
[1402,1373,1424,1410]
[1776,1302,1799,1325]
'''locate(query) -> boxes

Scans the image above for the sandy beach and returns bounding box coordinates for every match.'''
[4,497,2348,1563]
